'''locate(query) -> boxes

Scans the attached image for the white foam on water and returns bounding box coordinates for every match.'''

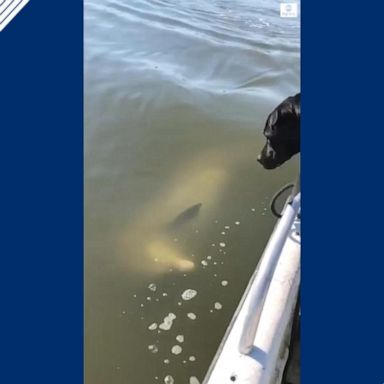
[148,283,157,292]
[148,345,159,353]
[164,375,174,384]
[176,335,184,343]
[214,302,223,310]
[187,312,197,320]
[171,345,182,355]
[190,376,200,384]
[181,289,197,301]
[148,323,158,331]
[159,313,176,330]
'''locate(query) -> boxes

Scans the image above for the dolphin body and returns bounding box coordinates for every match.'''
[165,203,202,232]
[143,203,203,273]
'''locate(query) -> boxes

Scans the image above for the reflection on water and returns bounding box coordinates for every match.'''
[85,0,300,383]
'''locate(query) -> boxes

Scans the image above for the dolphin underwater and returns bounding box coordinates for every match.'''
[117,142,252,276]
[117,202,205,275]
[165,203,202,232]
[142,203,203,273]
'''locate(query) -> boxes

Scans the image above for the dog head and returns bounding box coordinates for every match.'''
[257,93,300,169]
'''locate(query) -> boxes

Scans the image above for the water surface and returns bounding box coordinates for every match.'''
[85,0,300,383]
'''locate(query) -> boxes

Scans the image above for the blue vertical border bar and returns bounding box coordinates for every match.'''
[0,1,83,383]
[302,1,384,383]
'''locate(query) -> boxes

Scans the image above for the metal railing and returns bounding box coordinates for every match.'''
[238,192,301,354]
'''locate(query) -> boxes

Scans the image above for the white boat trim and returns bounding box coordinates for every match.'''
[203,194,301,384]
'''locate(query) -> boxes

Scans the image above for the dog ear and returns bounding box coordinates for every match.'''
[280,96,300,122]
[269,110,278,125]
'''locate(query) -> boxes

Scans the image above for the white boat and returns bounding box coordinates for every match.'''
[203,192,301,384]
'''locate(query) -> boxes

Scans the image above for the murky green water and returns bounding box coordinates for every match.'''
[84,0,300,383]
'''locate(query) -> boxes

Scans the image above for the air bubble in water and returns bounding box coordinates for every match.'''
[159,313,176,330]
[214,302,223,310]
[171,345,182,355]
[148,323,158,331]
[176,335,184,343]
[148,345,159,353]
[164,375,174,384]
[148,283,157,292]
[181,289,197,301]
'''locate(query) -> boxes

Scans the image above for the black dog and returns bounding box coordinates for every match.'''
[257,93,300,169]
